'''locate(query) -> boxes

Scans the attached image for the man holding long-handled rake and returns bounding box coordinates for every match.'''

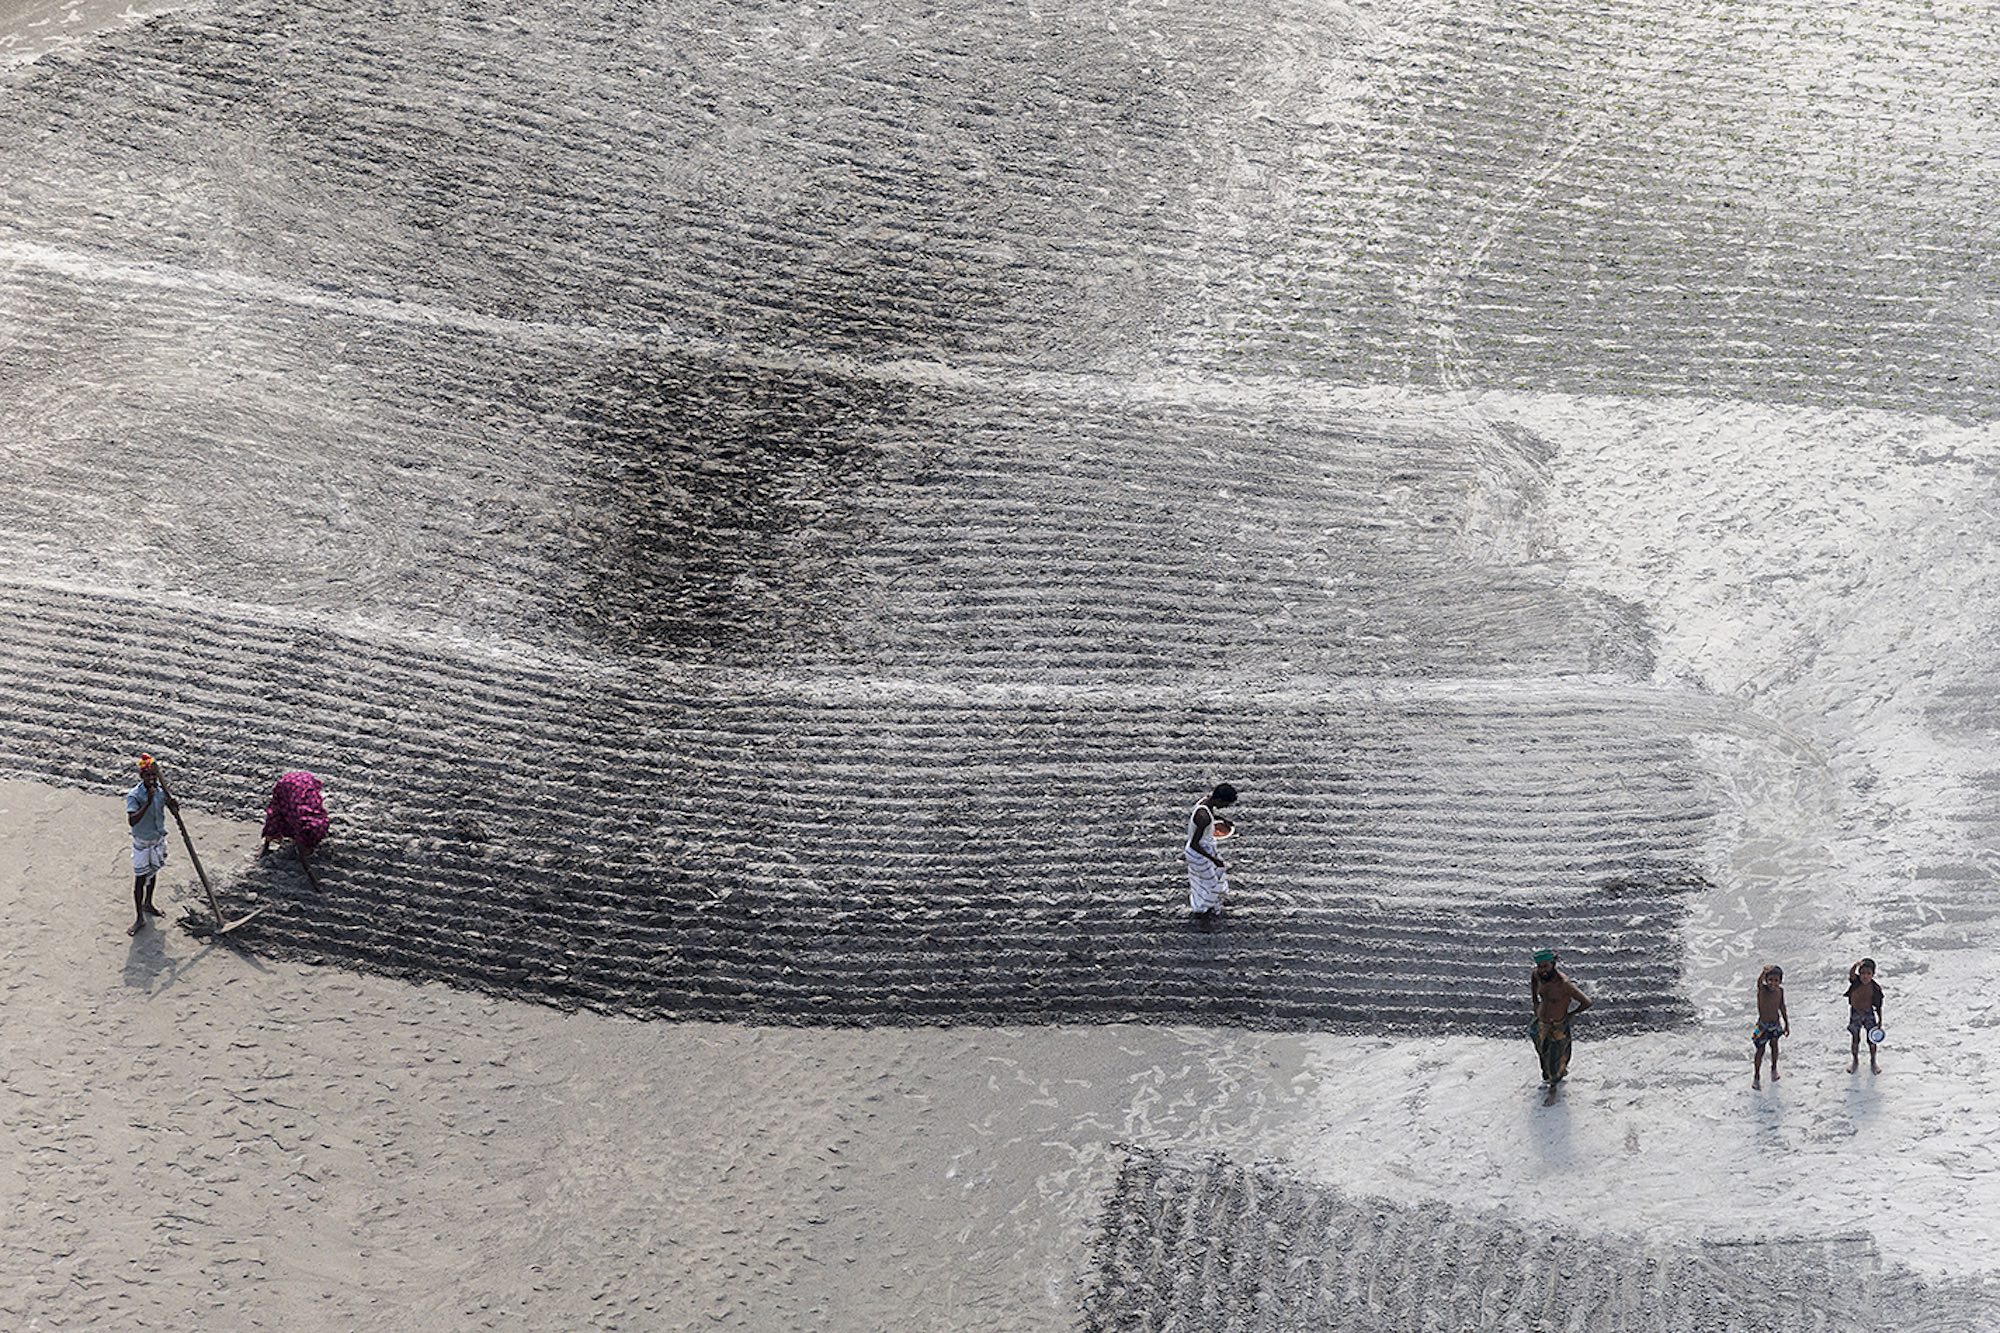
[125,752,178,935]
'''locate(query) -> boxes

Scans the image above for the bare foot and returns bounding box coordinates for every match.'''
[143,903,163,917]
[127,919,144,936]
[1752,1077,1761,1089]
[1849,1059,1859,1073]
[1771,1069,1780,1082]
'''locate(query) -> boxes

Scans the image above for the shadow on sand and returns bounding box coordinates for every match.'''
[123,914,267,995]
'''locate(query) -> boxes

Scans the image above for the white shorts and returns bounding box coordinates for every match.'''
[132,838,168,876]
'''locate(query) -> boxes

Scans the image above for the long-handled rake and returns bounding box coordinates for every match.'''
[160,769,268,936]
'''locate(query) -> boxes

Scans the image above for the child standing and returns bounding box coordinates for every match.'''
[1752,965,1788,1088]
[1845,958,1884,1074]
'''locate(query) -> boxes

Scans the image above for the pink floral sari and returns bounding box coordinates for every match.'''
[262,770,330,853]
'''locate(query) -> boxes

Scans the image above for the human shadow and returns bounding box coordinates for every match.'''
[122,924,180,995]
[125,913,268,994]
[1749,1073,1789,1146]
[1842,1065,1884,1130]
[1527,1074,1574,1166]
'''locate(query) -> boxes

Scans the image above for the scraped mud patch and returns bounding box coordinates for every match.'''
[0,0,1229,365]
[1084,1150,2000,1331]
[552,354,902,657]
[0,247,1664,679]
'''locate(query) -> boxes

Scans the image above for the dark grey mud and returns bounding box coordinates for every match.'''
[6,0,1981,1032]
[1085,1150,2000,1331]
[0,581,1702,1032]
[4,0,1993,415]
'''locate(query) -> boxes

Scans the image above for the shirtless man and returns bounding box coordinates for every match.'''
[1846,958,1884,1074]
[1529,949,1592,1086]
[1752,964,1789,1089]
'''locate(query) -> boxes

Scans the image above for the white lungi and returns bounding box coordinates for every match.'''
[132,837,168,876]
[1185,803,1227,911]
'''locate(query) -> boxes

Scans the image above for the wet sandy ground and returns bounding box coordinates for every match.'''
[7,776,1997,1331]
[0,780,1332,1331]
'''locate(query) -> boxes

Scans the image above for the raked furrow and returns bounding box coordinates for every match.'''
[1,579,1708,1032]
[4,0,1990,416]
[1083,1151,2000,1332]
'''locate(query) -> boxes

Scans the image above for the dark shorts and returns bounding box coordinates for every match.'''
[1753,1020,1783,1048]
[1849,1008,1879,1038]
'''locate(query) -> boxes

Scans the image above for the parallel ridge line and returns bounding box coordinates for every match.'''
[0,260,1649,680]
[1083,1151,2000,1331]
[6,1,1987,415]
[0,584,1709,1031]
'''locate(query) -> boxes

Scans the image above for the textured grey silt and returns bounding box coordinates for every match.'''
[0,257,1657,675]
[0,582,1702,1032]
[3,0,1935,1029]
[1085,1151,2000,1332]
[0,246,1704,1031]
[1,0,1994,414]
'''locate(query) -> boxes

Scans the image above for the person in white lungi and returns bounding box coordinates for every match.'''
[1185,782,1238,921]
[125,753,179,936]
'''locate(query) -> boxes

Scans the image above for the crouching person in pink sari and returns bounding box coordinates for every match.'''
[262,770,330,887]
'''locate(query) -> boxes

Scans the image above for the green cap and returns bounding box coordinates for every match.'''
[1532,949,1557,963]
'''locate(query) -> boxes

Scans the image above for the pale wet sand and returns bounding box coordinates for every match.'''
[7,774,1997,1330]
[0,778,1330,1330]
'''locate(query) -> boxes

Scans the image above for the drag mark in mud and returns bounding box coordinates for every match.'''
[1084,1150,2000,1331]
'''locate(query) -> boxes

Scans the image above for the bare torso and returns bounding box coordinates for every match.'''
[1531,969,1587,1025]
